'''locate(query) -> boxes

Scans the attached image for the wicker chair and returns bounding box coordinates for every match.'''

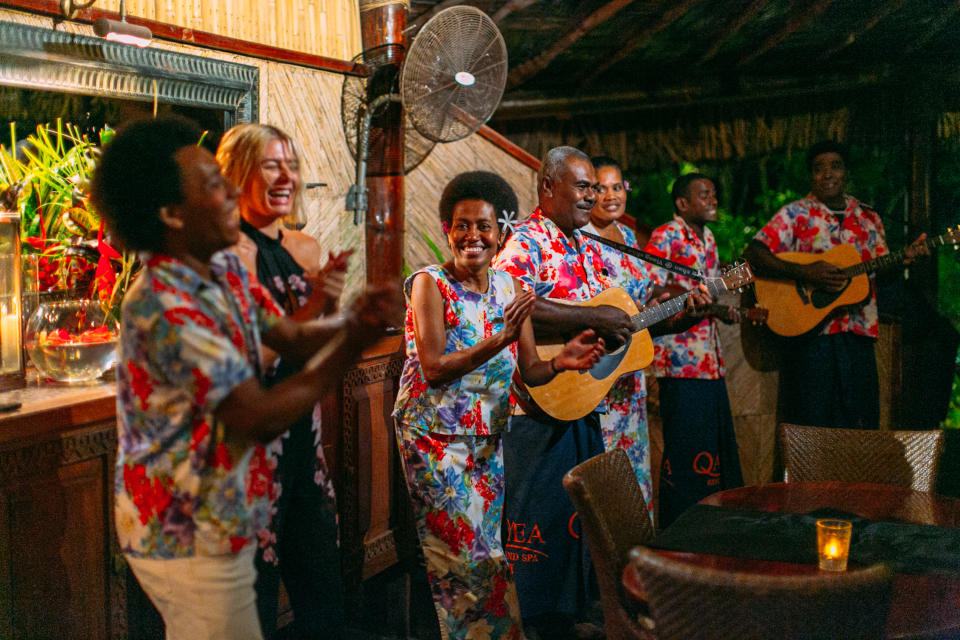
[780,423,945,492]
[630,547,893,640]
[562,448,656,640]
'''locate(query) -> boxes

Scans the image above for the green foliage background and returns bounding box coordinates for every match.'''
[621,142,960,428]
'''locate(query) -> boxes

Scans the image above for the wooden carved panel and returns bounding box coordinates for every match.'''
[0,420,120,640]
[337,339,407,589]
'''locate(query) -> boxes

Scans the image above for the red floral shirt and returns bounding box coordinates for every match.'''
[492,207,614,301]
[646,216,725,379]
[754,194,888,338]
[114,252,282,558]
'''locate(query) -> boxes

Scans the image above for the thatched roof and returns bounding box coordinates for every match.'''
[408,0,960,126]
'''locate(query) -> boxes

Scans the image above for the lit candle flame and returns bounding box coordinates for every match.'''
[824,539,840,559]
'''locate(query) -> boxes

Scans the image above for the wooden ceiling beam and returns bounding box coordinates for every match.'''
[494,72,886,120]
[904,1,960,56]
[491,0,539,24]
[698,0,768,64]
[738,0,834,66]
[818,0,904,62]
[505,0,639,90]
[578,0,703,85]
[407,0,468,31]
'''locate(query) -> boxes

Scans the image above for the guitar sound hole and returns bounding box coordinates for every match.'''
[589,336,630,380]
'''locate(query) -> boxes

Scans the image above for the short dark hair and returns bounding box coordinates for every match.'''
[591,155,622,173]
[806,140,848,172]
[671,172,713,210]
[90,117,203,253]
[438,171,519,231]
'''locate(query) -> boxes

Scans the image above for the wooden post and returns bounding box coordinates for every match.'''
[907,92,936,301]
[359,0,407,296]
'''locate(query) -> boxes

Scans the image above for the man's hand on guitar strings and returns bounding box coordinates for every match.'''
[802,260,848,292]
[904,233,929,265]
[587,304,632,351]
[683,283,713,316]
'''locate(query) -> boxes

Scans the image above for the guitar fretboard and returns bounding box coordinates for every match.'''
[630,279,727,330]
[844,231,957,277]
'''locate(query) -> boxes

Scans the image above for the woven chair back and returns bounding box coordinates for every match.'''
[780,424,945,492]
[630,547,893,640]
[563,448,655,640]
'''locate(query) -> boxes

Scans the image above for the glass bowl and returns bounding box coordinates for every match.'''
[24,299,119,383]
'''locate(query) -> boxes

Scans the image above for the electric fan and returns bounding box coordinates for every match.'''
[342,6,508,223]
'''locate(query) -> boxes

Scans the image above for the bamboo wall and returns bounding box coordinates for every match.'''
[122,0,363,60]
[496,109,852,173]
[0,5,538,299]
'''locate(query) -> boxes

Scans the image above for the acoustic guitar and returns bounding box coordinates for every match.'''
[514,263,754,421]
[753,228,960,337]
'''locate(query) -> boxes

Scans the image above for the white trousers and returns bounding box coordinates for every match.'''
[125,546,264,640]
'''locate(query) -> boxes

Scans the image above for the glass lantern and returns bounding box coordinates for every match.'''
[0,211,24,390]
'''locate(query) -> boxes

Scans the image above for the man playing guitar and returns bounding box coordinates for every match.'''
[743,140,927,430]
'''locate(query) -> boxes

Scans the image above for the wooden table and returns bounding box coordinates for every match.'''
[622,482,960,639]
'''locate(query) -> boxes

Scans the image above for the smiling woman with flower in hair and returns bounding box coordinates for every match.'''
[392,170,604,639]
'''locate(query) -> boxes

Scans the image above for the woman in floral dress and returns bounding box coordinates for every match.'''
[393,171,604,640]
[217,123,352,638]
[581,155,656,522]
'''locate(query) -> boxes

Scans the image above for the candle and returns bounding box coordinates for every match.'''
[1,312,19,371]
[816,519,852,571]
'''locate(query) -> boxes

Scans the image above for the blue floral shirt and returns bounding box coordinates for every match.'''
[393,266,519,436]
[114,252,283,558]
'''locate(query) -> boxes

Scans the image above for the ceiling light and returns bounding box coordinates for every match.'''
[92,0,151,48]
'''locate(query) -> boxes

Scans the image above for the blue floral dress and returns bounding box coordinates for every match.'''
[393,265,524,640]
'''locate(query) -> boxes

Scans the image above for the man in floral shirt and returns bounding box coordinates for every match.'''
[492,146,705,638]
[90,117,393,640]
[646,172,743,527]
[744,140,926,430]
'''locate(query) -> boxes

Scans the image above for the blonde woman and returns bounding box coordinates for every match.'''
[217,123,350,638]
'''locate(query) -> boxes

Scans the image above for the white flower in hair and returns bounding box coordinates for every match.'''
[498,209,518,234]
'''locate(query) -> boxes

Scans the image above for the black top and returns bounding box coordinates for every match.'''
[240,218,313,316]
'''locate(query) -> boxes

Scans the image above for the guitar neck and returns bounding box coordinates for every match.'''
[845,232,946,277]
[631,279,726,330]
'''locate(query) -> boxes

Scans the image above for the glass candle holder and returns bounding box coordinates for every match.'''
[816,519,852,572]
[0,211,24,390]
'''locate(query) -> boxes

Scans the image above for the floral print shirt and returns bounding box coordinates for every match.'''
[493,207,614,301]
[753,194,888,338]
[114,252,283,558]
[393,266,519,436]
[646,216,725,379]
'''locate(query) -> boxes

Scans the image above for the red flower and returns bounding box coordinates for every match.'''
[250,283,283,317]
[127,361,153,410]
[164,307,216,329]
[484,572,508,616]
[230,536,249,552]
[190,421,210,452]
[414,435,446,461]
[193,367,211,405]
[123,464,172,525]
[425,510,475,554]
[246,446,276,503]
[460,401,486,434]
[213,443,233,470]
[475,474,496,512]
